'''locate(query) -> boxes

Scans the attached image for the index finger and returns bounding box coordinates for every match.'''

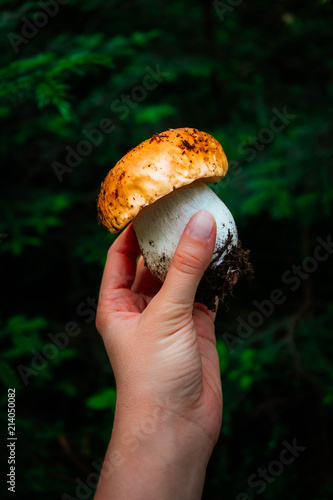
[99,224,141,300]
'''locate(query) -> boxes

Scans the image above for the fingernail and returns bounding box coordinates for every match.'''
[186,211,215,240]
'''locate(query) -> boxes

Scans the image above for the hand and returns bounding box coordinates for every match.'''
[95,210,222,500]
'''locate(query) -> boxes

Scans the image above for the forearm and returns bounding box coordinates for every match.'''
[94,403,212,500]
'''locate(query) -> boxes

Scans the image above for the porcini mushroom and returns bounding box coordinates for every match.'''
[97,127,252,311]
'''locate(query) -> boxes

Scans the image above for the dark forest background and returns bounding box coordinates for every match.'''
[0,0,333,498]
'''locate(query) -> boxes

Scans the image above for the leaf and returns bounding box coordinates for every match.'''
[86,388,117,410]
[135,103,177,124]
[0,52,112,120]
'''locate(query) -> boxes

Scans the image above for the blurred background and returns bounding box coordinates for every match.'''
[1,0,333,498]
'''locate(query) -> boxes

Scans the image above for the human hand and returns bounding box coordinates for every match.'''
[95,210,222,500]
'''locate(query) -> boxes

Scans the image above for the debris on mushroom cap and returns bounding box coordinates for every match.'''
[97,127,228,233]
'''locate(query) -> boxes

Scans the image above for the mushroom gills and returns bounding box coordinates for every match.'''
[132,179,238,283]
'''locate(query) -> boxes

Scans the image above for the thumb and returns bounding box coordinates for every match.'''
[154,210,216,317]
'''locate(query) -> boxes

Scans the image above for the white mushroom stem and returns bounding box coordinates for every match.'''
[132,179,238,282]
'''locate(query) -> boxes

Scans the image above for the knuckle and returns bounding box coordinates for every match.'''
[107,245,115,260]
[172,247,205,275]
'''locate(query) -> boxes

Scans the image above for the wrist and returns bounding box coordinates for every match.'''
[95,400,213,500]
[114,392,215,463]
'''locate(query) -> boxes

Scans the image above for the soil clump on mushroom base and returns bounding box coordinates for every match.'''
[195,232,254,312]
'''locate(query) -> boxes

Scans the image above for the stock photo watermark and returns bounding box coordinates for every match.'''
[223,234,333,351]
[61,393,178,499]
[7,0,71,54]
[51,65,169,183]
[16,295,98,386]
[215,106,296,194]
[213,0,243,22]
[236,438,306,499]
[7,388,16,493]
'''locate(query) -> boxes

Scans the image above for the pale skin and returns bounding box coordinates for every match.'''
[94,210,223,500]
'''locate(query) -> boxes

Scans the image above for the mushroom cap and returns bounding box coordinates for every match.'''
[97,127,228,233]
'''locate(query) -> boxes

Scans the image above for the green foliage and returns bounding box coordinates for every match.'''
[0,192,73,254]
[1,0,332,498]
[86,388,117,411]
[0,52,112,120]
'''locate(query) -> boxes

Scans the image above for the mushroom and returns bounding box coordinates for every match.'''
[97,127,252,311]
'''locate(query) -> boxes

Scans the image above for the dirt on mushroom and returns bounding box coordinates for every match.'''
[195,233,254,312]
[142,231,253,312]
